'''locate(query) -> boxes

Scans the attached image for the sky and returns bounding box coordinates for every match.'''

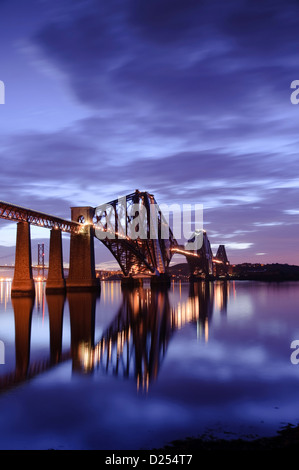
[0,0,299,268]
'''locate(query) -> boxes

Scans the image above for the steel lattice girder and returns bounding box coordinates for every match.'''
[185,231,214,276]
[94,190,178,275]
[0,200,81,233]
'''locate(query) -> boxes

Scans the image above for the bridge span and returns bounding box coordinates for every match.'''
[0,191,229,296]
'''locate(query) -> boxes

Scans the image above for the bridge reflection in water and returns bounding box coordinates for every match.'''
[0,280,230,393]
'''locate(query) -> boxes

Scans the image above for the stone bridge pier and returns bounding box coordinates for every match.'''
[66,206,100,292]
[11,206,100,297]
[46,228,65,294]
[11,222,35,297]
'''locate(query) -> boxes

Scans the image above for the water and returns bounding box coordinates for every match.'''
[0,275,298,450]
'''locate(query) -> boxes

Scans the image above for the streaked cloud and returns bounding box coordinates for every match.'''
[0,0,298,266]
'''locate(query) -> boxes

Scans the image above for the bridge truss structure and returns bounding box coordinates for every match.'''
[0,190,230,282]
[93,190,179,277]
[93,190,229,279]
[0,200,81,233]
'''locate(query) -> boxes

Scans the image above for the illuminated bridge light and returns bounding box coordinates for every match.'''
[213,258,223,264]
[171,248,200,258]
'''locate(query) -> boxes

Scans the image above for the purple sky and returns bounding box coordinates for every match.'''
[0,0,299,268]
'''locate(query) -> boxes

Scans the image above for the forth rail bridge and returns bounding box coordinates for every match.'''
[0,190,229,296]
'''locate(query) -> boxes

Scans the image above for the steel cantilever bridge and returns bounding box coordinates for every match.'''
[0,190,229,295]
[93,190,229,279]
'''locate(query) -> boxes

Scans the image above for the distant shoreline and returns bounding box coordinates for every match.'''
[2,261,299,283]
[154,423,299,451]
[228,274,299,282]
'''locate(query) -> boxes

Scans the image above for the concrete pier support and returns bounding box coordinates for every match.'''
[11,222,35,297]
[46,229,66,294]
[66,206,100,292]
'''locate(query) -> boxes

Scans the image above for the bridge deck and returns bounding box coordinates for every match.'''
[0,200,82,233]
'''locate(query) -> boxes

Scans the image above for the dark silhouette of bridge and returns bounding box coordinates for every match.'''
[0,190,229,296]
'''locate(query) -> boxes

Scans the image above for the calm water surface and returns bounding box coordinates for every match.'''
[0,274,298,450]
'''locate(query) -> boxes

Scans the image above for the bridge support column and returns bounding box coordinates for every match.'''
[46,229,66,294]
[66,206,100,292]
[11,222,35,297]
